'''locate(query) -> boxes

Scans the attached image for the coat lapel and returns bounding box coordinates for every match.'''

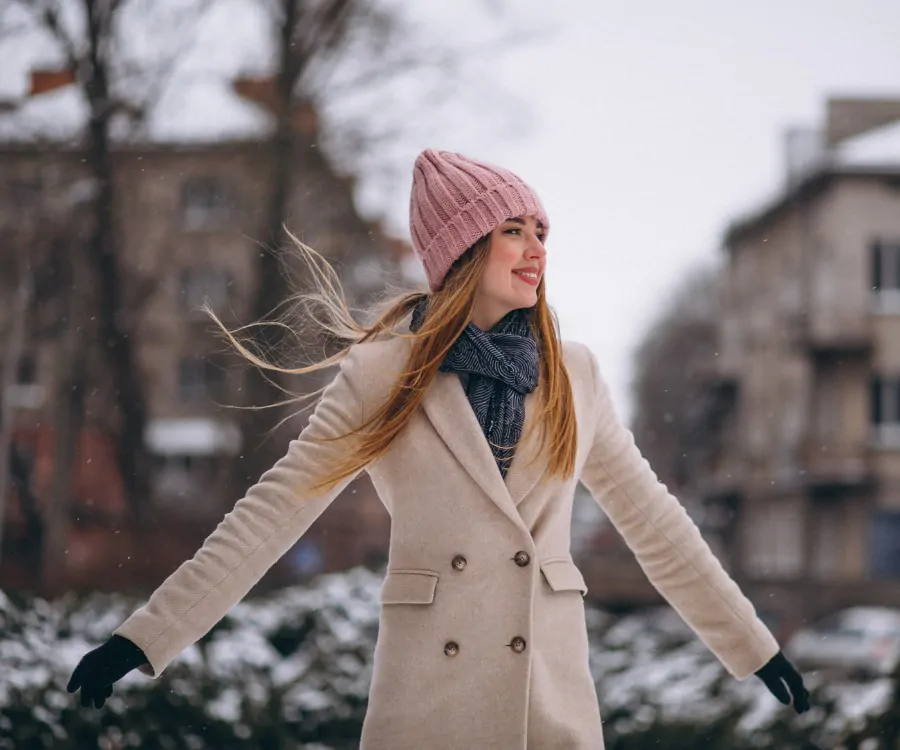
[421,370,548,529]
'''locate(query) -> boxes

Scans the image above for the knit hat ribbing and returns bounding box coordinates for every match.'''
[409,149,549,292]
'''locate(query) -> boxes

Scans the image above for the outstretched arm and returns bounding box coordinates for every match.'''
[113,345,370,678]
[577,343,780,681]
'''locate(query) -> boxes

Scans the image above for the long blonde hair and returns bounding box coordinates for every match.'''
[204,230,578,494]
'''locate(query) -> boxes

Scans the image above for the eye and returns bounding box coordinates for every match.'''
[504,227,522,235]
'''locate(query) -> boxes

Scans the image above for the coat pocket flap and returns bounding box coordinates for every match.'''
[380,569,440,605]
[540,558,588,596]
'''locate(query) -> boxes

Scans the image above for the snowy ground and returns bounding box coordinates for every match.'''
[1,568,897,749]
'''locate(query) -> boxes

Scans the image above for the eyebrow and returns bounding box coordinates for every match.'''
[505,217,545,231]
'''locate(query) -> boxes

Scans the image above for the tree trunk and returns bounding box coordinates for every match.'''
[40,234,87,596]
[234,0,303,494]
[8,445,43,578]
[82,0,150,525]
[0,269,32,562]
[43,321,84,596]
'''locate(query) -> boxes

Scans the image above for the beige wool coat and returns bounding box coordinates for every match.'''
[114,318,780,750]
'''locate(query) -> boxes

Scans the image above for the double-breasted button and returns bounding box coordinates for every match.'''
[444,641,460,657]
[509,636,527,654]
[451,555,467,571]
[513,551,531,567]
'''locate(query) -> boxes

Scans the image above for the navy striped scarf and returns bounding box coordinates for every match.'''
[409,297,539,480]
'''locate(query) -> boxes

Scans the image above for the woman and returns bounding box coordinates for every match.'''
[67,148,809,749]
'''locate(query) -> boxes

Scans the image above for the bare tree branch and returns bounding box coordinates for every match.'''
[0,0,228,550]
[631,264,723,494]
[0,1,33,43]
[315,25,546,101]
[114,0,217,135]
[38,2,79,70]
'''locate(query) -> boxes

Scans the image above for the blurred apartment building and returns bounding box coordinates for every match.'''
[0,69,420,592]
[699,97,900,633]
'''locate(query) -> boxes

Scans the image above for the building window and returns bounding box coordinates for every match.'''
[2,352,45,410]
[871,511,900,578]
[16,353,37,384]
[814,373,841,440]
[870,375,900,447]
[181,177,236,231]
[742,498,804,579]
[180,266,233,311]
[871,239,900,314]
[178,356,227,402]
[811,501,843,580]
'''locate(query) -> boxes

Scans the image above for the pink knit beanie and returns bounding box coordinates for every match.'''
[409,148,549,292]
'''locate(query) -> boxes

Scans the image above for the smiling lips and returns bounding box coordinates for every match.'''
[512,270,539,286]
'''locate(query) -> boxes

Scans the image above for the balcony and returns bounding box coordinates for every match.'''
[696,461,744,502]
[799,439,873,491]
[870,424,900,450]
[804,317,873,359]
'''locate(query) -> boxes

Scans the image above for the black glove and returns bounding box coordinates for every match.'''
[66,634,149,708]
[754,650,810,714]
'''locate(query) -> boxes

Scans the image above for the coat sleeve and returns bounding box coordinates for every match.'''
[577,343,779,680]
[113,345,370,678]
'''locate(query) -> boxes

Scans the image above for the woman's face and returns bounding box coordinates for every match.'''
[469,215,547,331]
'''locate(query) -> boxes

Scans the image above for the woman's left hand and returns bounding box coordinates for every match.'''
[754,651,810,714]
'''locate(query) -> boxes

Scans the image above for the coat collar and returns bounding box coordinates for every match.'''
[389,309,549,529]
[421,364,549,530]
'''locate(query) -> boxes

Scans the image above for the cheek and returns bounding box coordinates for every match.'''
[483,237,527,294]
[482,267,507,294]
[489,260,518,290]
[488,241,522,275]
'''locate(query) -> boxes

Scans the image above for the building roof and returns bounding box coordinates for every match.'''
[834,118,900,168]
[724,116,900,248]
[0,0,277,145]
[0,1,415,259]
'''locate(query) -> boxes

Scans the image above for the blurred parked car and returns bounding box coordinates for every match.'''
[786,607,900,677]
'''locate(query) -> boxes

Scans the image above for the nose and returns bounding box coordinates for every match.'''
[526,233,547,262]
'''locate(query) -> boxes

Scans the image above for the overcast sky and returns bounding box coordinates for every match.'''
[4,0,898,423]
[354,0,900,422]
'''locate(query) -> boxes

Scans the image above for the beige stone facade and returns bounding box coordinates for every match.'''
[704,99,900,632]
[0,138,414,589]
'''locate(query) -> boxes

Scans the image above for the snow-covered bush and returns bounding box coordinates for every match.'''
[0,569,381,750]
[1,570,899,749]
[586,606,900,750]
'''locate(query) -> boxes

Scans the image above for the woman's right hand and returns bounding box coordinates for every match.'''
[66,634,150,708]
